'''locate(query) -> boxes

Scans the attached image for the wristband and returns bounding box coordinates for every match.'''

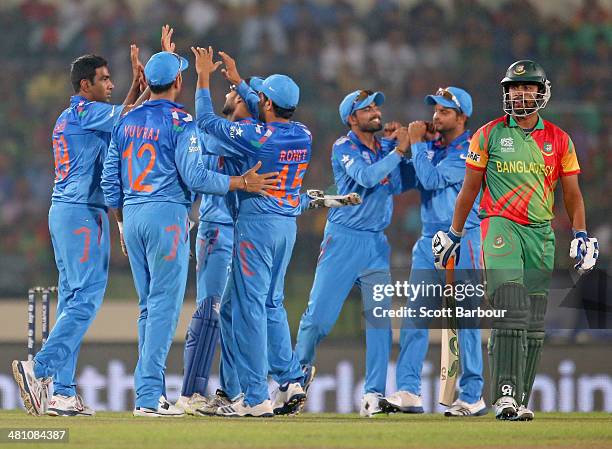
[449,225,465,238]
[573,229,587,239]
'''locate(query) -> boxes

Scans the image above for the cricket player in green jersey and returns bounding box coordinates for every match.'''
[432,60,599,421]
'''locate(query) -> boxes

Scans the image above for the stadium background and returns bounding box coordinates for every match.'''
[0,0,610,413]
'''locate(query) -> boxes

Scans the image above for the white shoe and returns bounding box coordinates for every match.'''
[494,396,518,420]
[174,396,193,415]
[378,390,424,414]
[516,405,535,421]
[12,360,50,416]
[47,394,95,416]
[360,392,385,417]
[272,382,306,415]
[175,393,208,415]
[133,396,185,418]
[216,398,274,417]
[444,398,488,417]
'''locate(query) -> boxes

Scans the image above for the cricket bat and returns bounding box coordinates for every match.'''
[439,256,459,406]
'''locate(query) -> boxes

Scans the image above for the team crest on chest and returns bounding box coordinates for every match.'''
[362,151,372,164]
[542,142,553,155]
[493,235,505,249]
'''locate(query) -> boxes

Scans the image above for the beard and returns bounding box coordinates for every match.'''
[221,102,235,116]
[359,119,383,133]
[258,103,266,122]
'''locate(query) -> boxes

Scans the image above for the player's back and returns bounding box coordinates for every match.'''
[51,96,122,208]
[114,99,197,207]
[238,121,312,217]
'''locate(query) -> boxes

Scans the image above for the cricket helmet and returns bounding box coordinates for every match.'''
[500,60,551,117]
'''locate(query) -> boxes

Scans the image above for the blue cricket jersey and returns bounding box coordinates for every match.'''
[101,99,230,209]
[408,131,481,237]
[197,81,261,224]
[51,95,124,209]
[195,88,312,217]
[327,131,412,232]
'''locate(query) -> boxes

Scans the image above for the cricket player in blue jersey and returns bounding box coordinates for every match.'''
[100,51,277,417]
[379,87,487,417]
[12,47,144,417]
[176,77,259,415]
[192,46,314,417]
[176,58,360,416]
[294,89,413,417]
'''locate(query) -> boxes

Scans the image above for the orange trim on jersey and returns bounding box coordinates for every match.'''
[466,162,486,171]
[561,169,581,176]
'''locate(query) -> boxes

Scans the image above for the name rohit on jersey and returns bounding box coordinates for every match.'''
[279,149,308,163]
[123,125,160,141]
[495,160,555,176]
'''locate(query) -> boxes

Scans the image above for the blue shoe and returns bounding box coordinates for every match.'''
[302,365,316,393]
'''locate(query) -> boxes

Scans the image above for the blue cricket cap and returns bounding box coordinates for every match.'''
[339,90,385,125]
[424,86,472,117]
[251,74,299,109]
[248,76,264,90]
[144,51,189,87]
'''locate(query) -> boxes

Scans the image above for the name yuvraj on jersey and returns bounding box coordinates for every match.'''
[495,160,555,176]
[123,125,160,141]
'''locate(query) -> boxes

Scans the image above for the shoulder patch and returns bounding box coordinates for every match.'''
[170,108,192,132]
[334,136,350,146]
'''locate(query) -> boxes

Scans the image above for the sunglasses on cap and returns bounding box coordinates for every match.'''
[350,89,375,114]
[435,87,462,112]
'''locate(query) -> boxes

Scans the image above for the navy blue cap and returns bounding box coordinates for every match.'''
[251,74,299,109]
[144,51,189,87]
[339,90,385,125]
[424,86,472,117]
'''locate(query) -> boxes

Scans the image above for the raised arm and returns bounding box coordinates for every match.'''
[192,46,258,158]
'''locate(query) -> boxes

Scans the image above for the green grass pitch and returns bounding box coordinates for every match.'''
[0,411,611,449]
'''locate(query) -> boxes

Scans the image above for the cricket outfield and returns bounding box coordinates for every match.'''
[0,411,610,449]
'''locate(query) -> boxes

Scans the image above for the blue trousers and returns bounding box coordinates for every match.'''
[296,221,393,395]
[123,202,189,409]
[195,221,233,305]
[191,221,239,397]
[34,203,109,396]
[396,227,484,403]
[230,215,304,406]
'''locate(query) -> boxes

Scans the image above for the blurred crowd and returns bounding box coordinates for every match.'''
[0,0,610,298]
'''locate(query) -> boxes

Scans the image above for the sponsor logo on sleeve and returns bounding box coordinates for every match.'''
[341,154,354,168]
[229,125,244,139]
[188,134,200,153]
[466,150,481,163]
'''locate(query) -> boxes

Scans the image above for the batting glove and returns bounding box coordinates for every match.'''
[307,189,362,209]
[570,230,599,275]
[432,227,463,270]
